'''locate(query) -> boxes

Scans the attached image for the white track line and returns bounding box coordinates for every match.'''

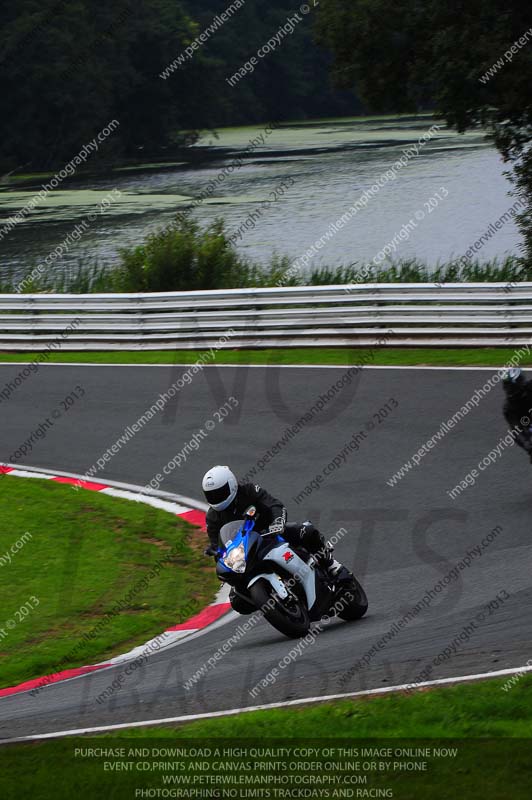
[99,487,189,515]
[3,663,532,744]
[0,362,514,371]
[5,469,53,480]
[1,463,208,511]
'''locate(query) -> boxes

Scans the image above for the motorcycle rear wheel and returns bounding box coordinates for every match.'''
[337,576,368,620]
[249,578,310,638]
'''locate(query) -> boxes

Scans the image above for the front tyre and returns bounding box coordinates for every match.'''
[338,576,368,620]
[249,578,310,638]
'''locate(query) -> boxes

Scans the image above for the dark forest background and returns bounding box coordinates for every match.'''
[0,0,360,169]
[1,0,530,257]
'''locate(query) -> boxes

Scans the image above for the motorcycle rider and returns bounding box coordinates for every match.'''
[502,367,532,461]
[202,465,352,613]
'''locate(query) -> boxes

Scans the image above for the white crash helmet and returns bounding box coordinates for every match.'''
[501,367,525,392]
[501,367,523,384]
[202,465,238,511]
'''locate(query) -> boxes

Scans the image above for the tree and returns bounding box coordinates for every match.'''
[179,0,360,126]
[316,0,532,258]
[0,0,360,170]
[0,0,215,167]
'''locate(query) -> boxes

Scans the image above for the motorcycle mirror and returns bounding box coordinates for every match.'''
[244,505,257,518]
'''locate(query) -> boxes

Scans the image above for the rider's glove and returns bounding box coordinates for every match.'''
[204,546,221,561]
[268,517,285,536]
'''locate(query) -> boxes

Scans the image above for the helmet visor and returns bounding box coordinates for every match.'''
[204,482,231,507]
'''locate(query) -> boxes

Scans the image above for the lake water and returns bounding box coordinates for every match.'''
[0,115,523,283]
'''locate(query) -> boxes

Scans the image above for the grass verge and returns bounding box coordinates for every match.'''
[117,672,532,739]
[0,347,531,367]
[1,675,531,799]
[0,476,216,689]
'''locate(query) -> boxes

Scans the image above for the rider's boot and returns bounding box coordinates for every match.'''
[320,542,353,584]
[300,522,352,584]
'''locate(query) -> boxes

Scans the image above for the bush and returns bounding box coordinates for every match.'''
[114,218,262,292]
[5,217,531,293]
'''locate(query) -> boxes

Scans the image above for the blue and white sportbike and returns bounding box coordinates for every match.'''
[214,507,368,638]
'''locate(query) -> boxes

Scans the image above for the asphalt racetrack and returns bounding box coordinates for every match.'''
[1,360,531,739]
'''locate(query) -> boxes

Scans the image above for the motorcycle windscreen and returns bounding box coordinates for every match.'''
[219,520,244,546]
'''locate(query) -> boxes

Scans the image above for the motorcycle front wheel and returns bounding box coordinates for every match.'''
[249,577,310,638]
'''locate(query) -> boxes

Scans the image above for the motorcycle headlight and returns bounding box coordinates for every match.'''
[223,543,246,573]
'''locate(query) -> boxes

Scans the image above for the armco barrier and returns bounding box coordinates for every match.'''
[0,283,531,350]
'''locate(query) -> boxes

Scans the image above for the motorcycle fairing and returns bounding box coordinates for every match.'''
[248,541,317,610]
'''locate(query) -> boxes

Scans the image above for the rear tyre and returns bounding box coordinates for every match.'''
[249,577,310,638]
[338,576,368,620]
